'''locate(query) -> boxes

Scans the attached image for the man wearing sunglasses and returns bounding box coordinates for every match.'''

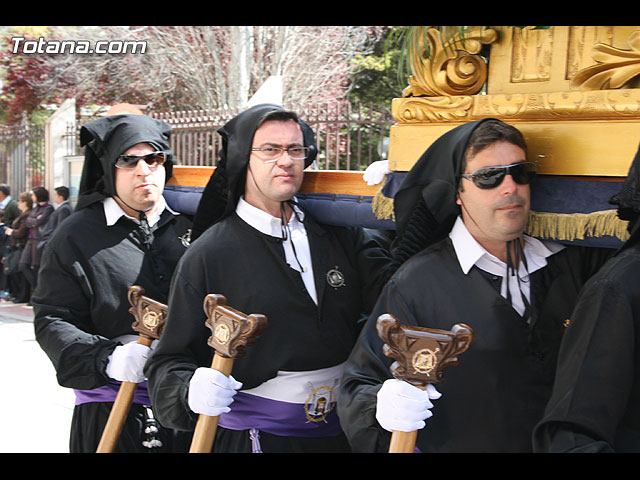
[32,113,193,452]
[144,104,391,453]
[338,118,613,453]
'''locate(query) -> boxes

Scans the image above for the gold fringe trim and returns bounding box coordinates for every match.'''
[372,190,395,221]
[372,192,629,242]
[526,209,629,242]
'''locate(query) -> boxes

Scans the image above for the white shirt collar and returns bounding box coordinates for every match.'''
[102,195,174,227]
[449,216,565,318]
[449,215,564,278]
[235,196,305,237]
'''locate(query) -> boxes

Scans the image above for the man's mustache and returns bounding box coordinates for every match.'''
[495,195,527,209]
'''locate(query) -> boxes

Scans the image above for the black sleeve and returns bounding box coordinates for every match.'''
[337,279,419,452]
[32,245,118,390]
[349,226,393,313]
[532,273,636,452]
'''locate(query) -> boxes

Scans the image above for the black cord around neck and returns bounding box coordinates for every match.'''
[115,195,154,247]
[506,238,531,320]
[280,200,305,272]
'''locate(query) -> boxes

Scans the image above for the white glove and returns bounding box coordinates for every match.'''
[363,160,390,186]
[376,379,441,432]
[105,342,150,383]
[188,367,243,417]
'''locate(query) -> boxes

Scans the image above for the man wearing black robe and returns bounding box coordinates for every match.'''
[533,143,640,453]
[337,118,612,453]
[32,113,193,452]
[144,104,391,453]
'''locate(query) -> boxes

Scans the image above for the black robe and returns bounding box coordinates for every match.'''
[144,210,391,452]
[32,201,192,452]
[532,242,640,452]
[337,237,612,453]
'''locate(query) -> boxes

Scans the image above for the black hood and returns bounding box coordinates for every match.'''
[191,103,318,240]
[76,114,174,210]
[393,119,493,251]
[610,141,640,249]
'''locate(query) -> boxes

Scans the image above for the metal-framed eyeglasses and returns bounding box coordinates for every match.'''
[115,152,166,170]
[460,162,536,190]
[251,145,310,163]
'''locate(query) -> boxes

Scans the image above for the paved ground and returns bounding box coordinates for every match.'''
[0,301,74,453]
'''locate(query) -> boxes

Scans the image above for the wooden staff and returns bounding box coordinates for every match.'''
[189,294,267,453]
[376,313,473,453]
[96,286,167,453]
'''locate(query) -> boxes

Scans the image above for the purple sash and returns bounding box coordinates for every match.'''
[74,380,152,406]
[218,391,343,437]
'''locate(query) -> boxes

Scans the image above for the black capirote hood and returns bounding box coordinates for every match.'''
[76,114,174,210]
[191,104,318,241]
[393,119,492,242]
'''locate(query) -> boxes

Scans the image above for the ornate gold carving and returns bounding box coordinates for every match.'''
[403,27,498,97]
[510,27,554,83]
[476,93,530,117]
[392,96,473,122]
[605,89,640,115]
[474,90,640,119]
[571,30,640,90]
[566,26,615,80]
[392,88,640,123]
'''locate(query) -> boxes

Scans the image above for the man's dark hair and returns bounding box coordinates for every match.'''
[256,109,300,129]
[55,186,70,200]
[0,184,10,196]
[462,119,528,173]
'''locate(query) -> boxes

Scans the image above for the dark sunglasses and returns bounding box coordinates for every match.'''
[115,152,166,170]
[460,162,536,189]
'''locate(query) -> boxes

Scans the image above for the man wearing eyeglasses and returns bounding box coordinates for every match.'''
[32,113,193,452]
[337,118,613,453]
[144,104,391,453]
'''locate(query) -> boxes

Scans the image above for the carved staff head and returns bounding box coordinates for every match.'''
[376,313,473,387]
[128,285,168,340]
[203,294,268,359]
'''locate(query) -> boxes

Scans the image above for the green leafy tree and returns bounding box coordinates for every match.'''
[347,26,404,106]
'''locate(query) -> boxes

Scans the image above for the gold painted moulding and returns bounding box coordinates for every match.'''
[392,88,640,123]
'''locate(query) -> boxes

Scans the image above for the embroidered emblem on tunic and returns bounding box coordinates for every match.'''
[304,380,338,423]
[179,228,191,247]
[326,266,345,289]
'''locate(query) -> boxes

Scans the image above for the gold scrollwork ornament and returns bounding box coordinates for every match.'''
[571,30,640,91]
[404,26,498,97]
